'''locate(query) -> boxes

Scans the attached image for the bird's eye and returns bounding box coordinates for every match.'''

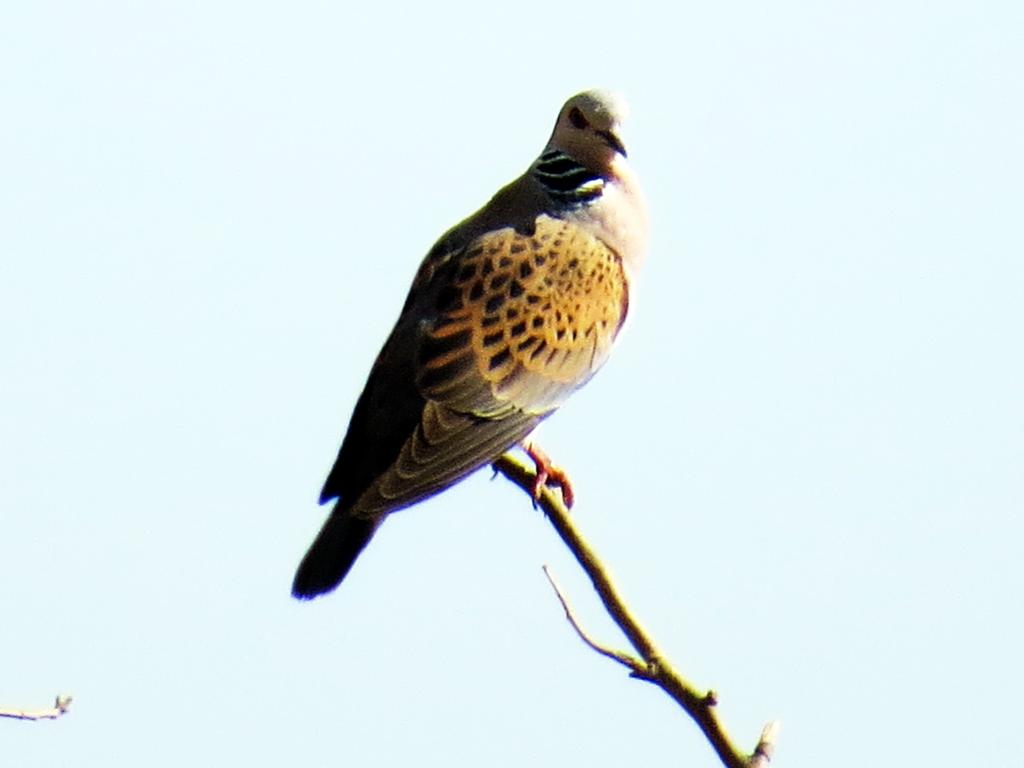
[568,107,589,130]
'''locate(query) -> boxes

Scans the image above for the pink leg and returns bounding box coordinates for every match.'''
[522,442,575,508]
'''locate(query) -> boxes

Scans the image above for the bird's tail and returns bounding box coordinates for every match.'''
[292,509,381,600]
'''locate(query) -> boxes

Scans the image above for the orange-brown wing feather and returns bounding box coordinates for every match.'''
[417,214,628,415]
[346,215,628,517]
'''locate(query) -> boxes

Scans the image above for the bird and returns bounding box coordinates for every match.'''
[292,89,649,600]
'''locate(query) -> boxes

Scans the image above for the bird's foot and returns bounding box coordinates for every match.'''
[523,442,575,509]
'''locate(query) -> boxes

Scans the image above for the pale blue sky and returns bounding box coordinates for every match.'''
[2,2,1021,766]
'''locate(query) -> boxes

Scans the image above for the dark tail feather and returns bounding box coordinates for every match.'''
[292,511,380,600]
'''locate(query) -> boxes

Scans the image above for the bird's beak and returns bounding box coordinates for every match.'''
[597,129,627,158]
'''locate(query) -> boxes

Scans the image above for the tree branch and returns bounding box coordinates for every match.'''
[0,695,73,721]
[493,452,779,768]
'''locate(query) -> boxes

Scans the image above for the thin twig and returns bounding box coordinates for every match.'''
[542,564,645,674]
[493,452,778,768]
[0,695,73,721]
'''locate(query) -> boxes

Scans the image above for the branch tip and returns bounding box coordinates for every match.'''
[0,694,73,721]
[750,721,781,766]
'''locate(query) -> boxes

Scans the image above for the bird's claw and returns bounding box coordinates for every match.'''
[523,443,575,509]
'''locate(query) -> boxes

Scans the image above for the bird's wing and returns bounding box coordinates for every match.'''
[416,214,629,416]
[326,213,628,517]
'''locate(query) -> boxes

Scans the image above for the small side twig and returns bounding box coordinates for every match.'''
[542,564,645,674]
[493,452,778,768]
[0,695,73,721]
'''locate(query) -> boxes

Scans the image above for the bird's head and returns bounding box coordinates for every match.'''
[547,89,631,171]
